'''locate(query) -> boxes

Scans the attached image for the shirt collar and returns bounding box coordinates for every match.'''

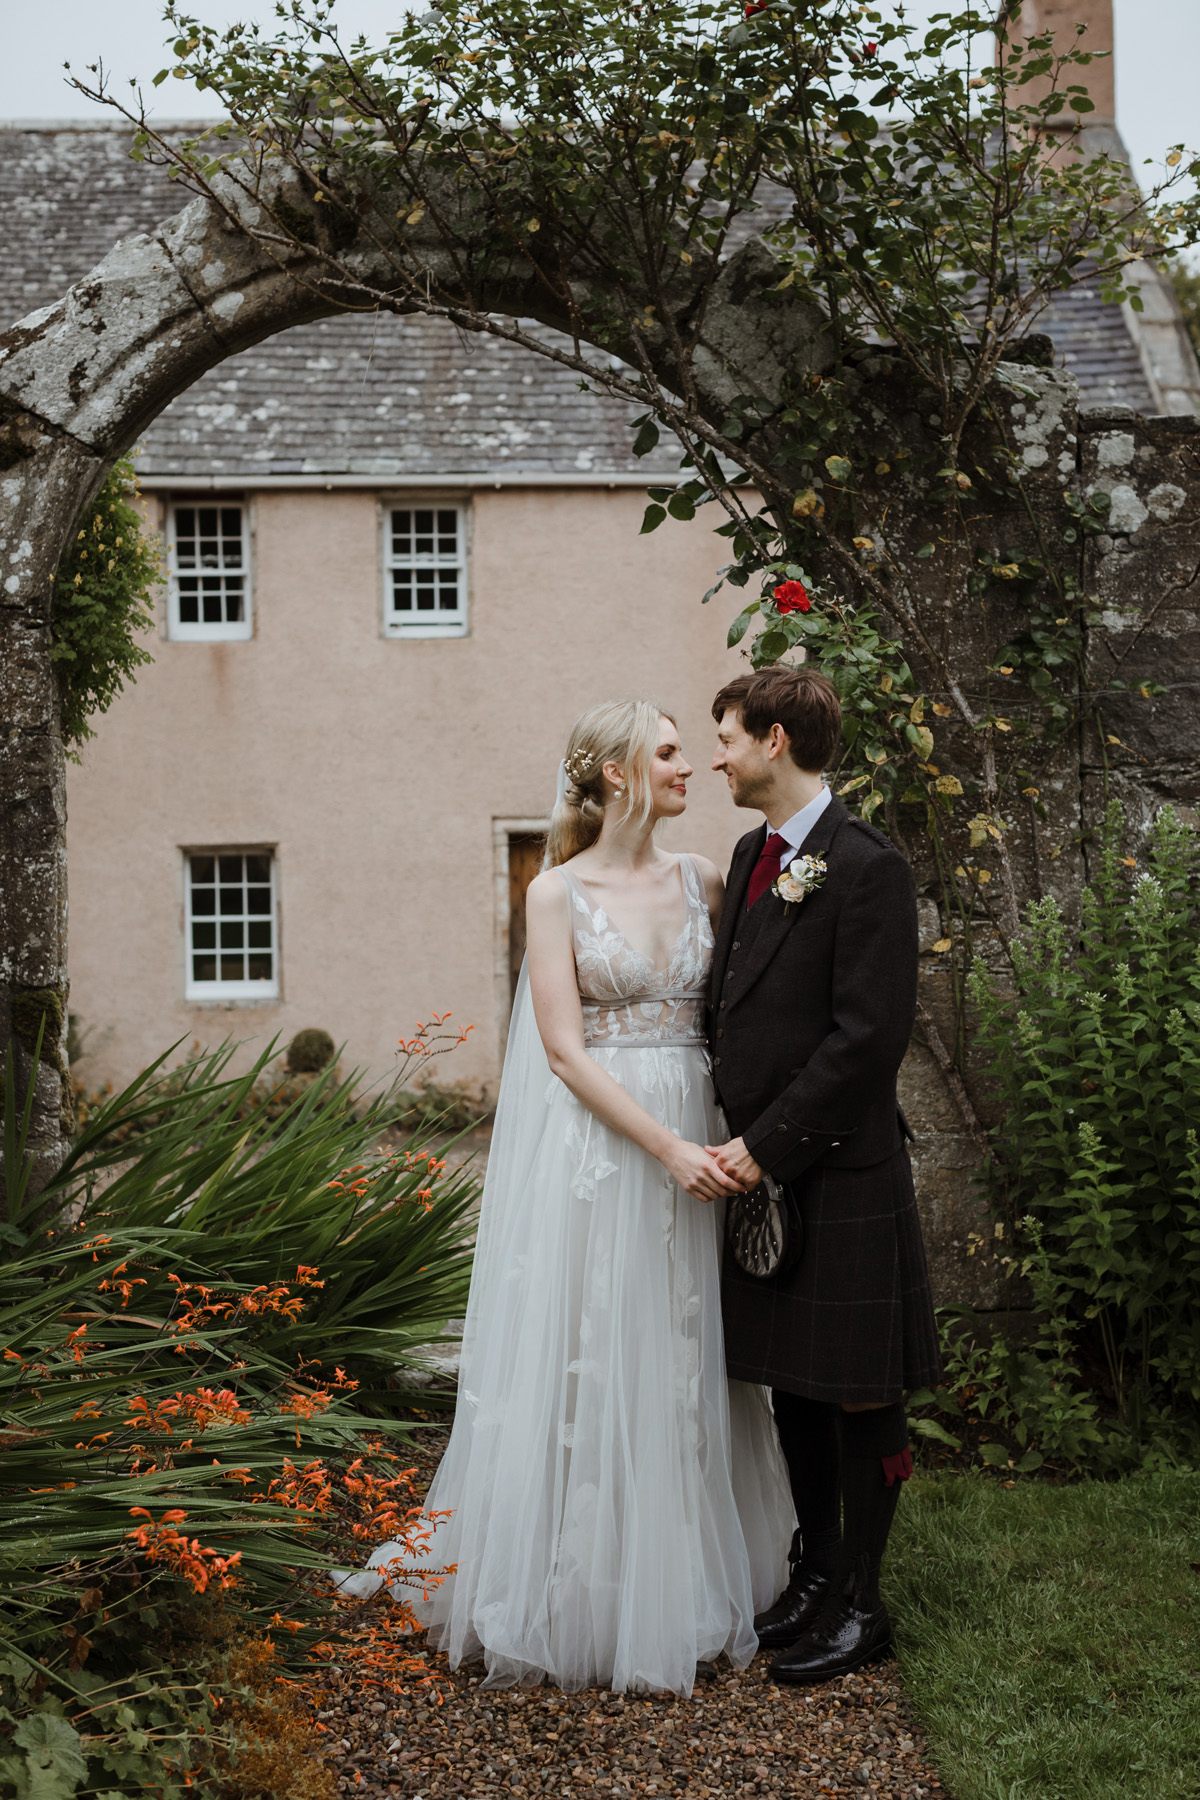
[774,785,832,862]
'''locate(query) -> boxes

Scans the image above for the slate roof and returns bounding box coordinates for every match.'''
[0,121,1161,478]
[1030,275,1154,413]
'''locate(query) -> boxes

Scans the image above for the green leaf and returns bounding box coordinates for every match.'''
[824,454,853,484]
[631,418,660,458]
[916,542,935,559]
[979,1441,1011,1467]
[912,1417,961,1448]
[667,492,696,522]
[757,629,788,660]
[639,504,666,535]
[727,603,760,648]
[13,1714,88,1797]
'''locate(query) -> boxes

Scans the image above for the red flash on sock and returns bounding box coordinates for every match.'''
[881,1447,913,1487]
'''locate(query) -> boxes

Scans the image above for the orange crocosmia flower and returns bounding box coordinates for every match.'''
[125,1395,182,1434]
[180,1388,253,1431]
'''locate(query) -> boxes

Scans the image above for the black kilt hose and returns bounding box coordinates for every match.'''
[711,797,941,1405]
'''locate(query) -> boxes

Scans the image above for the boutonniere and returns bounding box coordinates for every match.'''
[773,853,827,911]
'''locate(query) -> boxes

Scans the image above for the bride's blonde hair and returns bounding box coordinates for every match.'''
[543,699,675,869]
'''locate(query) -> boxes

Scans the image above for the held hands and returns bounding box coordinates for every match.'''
[705,1136,764,1193]
[662,1137,745,1204]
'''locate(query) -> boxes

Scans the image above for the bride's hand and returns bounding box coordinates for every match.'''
[661,1137,744,1203]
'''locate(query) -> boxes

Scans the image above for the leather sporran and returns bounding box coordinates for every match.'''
[726,1173,805,1281]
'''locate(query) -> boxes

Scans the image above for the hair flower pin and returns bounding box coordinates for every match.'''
[774,853,826,911]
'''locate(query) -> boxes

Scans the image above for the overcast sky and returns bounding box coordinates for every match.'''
[2,0,1196,185]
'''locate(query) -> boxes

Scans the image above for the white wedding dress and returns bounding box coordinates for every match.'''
[339,853,794,1695]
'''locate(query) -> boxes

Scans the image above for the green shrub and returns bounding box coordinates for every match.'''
[286,1028,337,1074]
[961,802,1200,1468]
[51,457,161,756]
[0,1037,480,1795]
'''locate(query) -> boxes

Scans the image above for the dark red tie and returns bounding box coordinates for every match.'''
[747,832,788,909]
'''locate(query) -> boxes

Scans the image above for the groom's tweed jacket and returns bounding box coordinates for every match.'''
[711,796,940,1402]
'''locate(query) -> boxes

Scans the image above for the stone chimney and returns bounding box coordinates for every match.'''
[999,1,1200,414]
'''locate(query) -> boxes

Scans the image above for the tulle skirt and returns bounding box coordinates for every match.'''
[339,1041,795,1696]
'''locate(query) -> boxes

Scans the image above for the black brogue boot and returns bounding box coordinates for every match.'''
[753,1527,838,1650]
[766,1554,892,1685]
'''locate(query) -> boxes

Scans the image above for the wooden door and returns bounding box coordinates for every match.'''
[508,833,545,1001]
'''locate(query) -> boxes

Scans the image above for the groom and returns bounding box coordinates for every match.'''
[706,666,940,1685]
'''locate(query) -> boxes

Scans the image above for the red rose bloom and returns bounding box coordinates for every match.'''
[744,2,769,15]
[864,40,877,57]
[773,579,812,614]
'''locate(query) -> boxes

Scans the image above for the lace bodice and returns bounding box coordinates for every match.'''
[559,855,714,1048]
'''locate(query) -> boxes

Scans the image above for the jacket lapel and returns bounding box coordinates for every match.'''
[727,797,851,1000]
[711,824,766,1003]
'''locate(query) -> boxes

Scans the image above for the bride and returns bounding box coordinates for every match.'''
[344,699,794,1695]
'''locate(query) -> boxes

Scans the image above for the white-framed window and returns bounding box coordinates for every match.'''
[383,504,468,638]
[185,850,278,1001]
[167,502,252,641]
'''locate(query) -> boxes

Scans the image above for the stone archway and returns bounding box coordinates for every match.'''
[0,164,833,1190]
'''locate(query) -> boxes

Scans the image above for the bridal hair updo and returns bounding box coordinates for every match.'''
[543,699,675,869]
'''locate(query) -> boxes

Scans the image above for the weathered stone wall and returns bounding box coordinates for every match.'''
[898,399,1200,1313]
[1081,408,1200,833]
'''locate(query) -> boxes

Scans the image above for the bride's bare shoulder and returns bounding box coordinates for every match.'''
[526,865,568,908]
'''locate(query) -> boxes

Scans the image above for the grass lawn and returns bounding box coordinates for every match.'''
[887,1468,1200,1800]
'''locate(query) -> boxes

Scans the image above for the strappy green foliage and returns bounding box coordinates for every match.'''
[0,1040,479,1794]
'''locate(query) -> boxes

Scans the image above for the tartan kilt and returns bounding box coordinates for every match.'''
[721,1145,941,1405]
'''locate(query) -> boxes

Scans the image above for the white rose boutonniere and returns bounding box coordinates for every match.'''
[773,852,827,910]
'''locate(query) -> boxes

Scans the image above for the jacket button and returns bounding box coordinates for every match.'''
[718,1000,726,1010]
[714,1056,721,1066]
[716,1027,724,1038]
[776,1124,787,1134]
[731,941,741,952]
[832,1141,840,1148]
[801,1136,810,1144]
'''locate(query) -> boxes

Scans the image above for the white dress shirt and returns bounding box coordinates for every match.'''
[772,784,832,869]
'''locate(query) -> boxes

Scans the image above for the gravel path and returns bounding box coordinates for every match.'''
[319,1658,947,1799]
[319,1422,950,1800]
